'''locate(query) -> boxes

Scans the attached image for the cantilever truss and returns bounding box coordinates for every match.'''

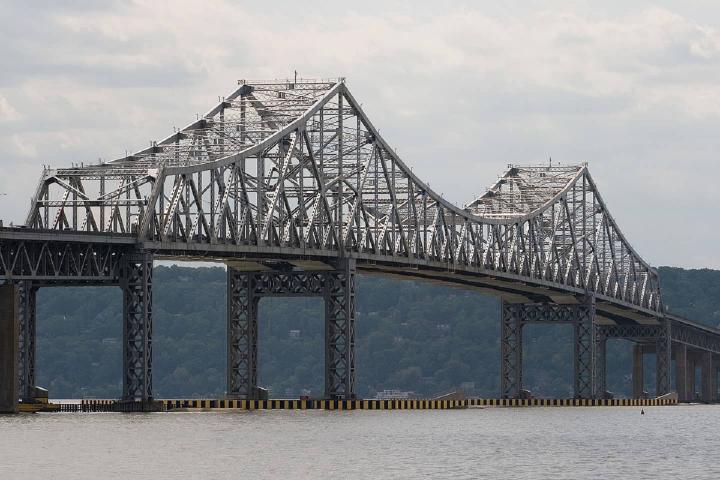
[25,78,661,313]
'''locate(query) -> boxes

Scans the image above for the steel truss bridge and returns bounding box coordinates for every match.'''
[1,78,718,406]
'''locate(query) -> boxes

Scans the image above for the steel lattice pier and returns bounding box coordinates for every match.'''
[227,259,356,400]
[501,299,599,399]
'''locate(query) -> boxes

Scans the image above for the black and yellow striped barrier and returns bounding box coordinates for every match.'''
[464,397,677,407]
[160,399,468,410]
[82,399,115,406]
[30,396,682,413]
[149,396,676,411]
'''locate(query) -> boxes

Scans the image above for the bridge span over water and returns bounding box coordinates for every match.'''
[0,78,718,409]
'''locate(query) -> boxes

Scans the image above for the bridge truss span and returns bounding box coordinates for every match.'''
[25,78,660,314]
[5,76,720,405]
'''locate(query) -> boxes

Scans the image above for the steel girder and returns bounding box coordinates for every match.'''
[501,298,599,398]
[227,261,356,399]
[24,78,660,315]
[670,320,720,354]
[121,252,153,402]
[599,324,663,341]
[0,236,127,284]
[17,281,36,400]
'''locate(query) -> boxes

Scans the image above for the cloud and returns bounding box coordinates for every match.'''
[11,134,37,158]
[0,95,20,122]
[0,1,719,268]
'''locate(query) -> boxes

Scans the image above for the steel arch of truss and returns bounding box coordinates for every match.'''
[26,78,661,316]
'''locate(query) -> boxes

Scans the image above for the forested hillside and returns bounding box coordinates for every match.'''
[34,265,720,399]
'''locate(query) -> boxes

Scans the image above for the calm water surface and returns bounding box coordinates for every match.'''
[1,405,719,479]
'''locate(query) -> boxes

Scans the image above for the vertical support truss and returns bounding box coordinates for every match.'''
[573,297,596,399]
[121,252,153,402]
[227,268,258,399]
[17,281,37,401]
[656,318,671,396]
[500,301,523,399]
[324,259,356,399]
[594,325,607,398]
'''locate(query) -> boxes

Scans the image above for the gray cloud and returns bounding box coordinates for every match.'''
[1,0,719,269]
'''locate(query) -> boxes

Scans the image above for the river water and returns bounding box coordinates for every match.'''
[1,405,718,479]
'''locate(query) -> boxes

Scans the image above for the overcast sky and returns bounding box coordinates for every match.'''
[1,1,718,268]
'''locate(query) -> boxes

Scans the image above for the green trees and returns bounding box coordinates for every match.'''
[34,265,720,399]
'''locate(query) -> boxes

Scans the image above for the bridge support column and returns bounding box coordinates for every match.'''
[655,319,672,396]
[0,284,19,413]
[227,268,258,400]
[573,297,596,399]
[712,356,720,404]
[594,330,607,398]
[688,353,697,401]
[500,301,523,399]
[632,344,644,398]
[17,282,37,402]
[700,351,713,403]
[324,259,356,400]
[675,343,689,402]
[121,252,153,403]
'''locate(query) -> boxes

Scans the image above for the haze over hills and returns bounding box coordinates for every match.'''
[35,265,720,399]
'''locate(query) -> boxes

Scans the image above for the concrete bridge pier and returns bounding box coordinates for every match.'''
[673,344,716,402]
[120,252,154,405]
[0,284,19,413]
[675,344,689,402]
[688,353,697,401]
[227,259,356,401]
[711,355,720,403]
[700,351,714,403]
[632,344,645,398]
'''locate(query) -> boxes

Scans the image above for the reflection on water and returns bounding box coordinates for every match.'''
[1,405,718,479]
